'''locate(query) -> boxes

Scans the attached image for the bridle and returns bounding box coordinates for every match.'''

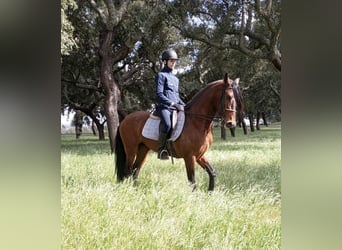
[220,83,236,124]
[185,83,236,122]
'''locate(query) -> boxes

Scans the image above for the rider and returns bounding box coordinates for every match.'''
[155,49,185,160]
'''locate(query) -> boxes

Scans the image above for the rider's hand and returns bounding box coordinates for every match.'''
[173,103,184,111]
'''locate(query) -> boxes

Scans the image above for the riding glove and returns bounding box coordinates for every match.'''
[172,103,184,111]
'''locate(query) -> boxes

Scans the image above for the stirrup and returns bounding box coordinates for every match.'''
[158,149,169,160]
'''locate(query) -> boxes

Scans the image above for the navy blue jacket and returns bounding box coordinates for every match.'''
[155,66,185,110]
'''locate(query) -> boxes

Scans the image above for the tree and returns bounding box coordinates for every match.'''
[61,0,185,145]
[61,0,78,56]
[86,0,186,151]
[86,0,130,152]
[61,0,281,146]
[167,0,281,71]
[61,0,107,140]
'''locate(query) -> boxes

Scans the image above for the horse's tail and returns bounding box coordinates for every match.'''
[115,127,129,181]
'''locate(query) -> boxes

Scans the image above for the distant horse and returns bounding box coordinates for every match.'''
[115,73,238,191]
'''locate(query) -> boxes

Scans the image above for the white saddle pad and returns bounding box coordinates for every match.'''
[142,111,185,141]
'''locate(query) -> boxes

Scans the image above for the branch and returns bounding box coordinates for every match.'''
[199,68,209,85]
[173,22,270,60]
[239,0,247,53]
[76,83,102,91]
[196,10,220,24]
[104,0,129,29]
[230,28,271,48]
[62,78,102,92]
[254,0,276,34]
[266,0,273,14]
[62,78,77,85]
[88,0,129,30]
[88,0,107,25]
[121,68,140,83]
[113,44,130,63]
[269,81,280,99]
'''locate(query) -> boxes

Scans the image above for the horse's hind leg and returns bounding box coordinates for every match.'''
[184,156,196,191]
[197,156,216,191]
[132,144,150,180]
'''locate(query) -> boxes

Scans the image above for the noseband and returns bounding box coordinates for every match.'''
[220,85,236,123]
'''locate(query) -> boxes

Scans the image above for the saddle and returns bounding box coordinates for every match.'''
[142,110,185,142]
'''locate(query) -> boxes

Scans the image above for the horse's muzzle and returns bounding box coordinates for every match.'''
[226,121,236,128]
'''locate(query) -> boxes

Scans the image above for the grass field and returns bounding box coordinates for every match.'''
[61,125,281,249]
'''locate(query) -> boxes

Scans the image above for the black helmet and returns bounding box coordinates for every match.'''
[161,49,179,60]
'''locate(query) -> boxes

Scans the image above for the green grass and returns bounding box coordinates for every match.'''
[62,125,281,249]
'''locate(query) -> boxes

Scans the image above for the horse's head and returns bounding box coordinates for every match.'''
[222,73,238,128]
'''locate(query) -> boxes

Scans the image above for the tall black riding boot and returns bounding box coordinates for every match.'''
[157,132,169,160]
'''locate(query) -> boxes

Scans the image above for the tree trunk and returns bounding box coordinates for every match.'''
[75,123,82,139]
[99,29,120,153]
[249,113,255,132]
[241,116,248,135]
[229,127,235,137]
[256,111,261,130]
[262,112,268,127]
[221,121,226,140]
[74,106,106,140]
[88,114,105,140]
[91,121,97,135]
[74,110,83,139]
[238,112,248,135]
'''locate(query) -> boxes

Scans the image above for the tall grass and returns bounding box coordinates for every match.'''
[62,125,281,249]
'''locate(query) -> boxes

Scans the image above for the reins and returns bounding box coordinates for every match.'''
[184,109,236,122]
[184,111,216,122]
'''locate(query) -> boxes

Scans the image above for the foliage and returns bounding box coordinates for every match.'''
[167,0,281,71]
[62,125,281,249]
[61,0,281,137]
[61,0,104,114]
[61,0,78,56]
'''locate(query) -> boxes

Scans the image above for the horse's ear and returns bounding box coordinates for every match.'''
[235,78,240,85]
[224,73,229,84]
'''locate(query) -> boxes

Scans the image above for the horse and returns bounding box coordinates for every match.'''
[115,73,238,191]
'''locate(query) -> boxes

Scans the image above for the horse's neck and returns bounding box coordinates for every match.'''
[186,84,220,117]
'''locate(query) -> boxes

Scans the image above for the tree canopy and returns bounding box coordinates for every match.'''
[61,0,281,143]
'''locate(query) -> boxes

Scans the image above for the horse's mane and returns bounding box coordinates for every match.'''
[232,81,244,111]
[185,80,223,110]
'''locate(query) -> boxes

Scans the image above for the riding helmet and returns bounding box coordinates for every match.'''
[161,49,179,61]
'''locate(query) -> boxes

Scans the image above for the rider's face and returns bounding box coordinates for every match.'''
[166,59,176,69]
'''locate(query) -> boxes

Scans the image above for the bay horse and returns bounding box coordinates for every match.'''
[115,73,238,191]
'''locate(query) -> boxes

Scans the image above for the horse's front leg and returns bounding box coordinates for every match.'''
[184,156,196,191]
[197,156,216,191]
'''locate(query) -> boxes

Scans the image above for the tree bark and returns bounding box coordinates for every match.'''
[221,121,227,140]
[256,111,261,130]
[87,113,105,140]
[72,104,106,140]
[91,121,97,135]
[249,114,255,132]
[262,112,268,127]
[99,29,120,153]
